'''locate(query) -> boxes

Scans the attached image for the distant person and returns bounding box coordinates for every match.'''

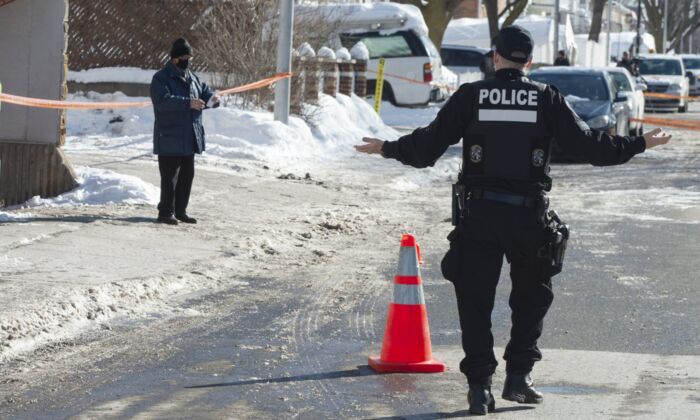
[150,38,219,225]
[617,51,638,76]
[480,50,495,80]
[554,50,570,66]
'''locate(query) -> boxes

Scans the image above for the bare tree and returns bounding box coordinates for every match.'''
[195,0,341,121]
[484,0,530,41]
[394,0,462,48]
[644,0,700,52]
[589,0,606,42]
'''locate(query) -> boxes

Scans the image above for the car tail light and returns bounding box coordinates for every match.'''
[423,63,433,83]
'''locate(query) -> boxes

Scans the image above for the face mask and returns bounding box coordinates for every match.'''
[176,59,189,70]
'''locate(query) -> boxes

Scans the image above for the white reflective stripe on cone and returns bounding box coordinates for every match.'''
[393,284,425,305]
[397,246,419,277]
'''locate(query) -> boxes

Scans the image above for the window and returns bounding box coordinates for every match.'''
[340,31,426,59]
[529,73,610,101]
[683,58,700,69]
[440,48,484,67]
[419,34,440,59]
[610,72,633,92]
[639,59,682,76]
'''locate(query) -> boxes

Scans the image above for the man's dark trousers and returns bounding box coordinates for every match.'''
[157,155,195,217]
[452,199,554,385]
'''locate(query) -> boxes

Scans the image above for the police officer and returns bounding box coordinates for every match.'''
[355,25,671,415]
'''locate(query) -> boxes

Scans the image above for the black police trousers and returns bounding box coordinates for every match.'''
[446,199,554,385]
[157,155,195,217]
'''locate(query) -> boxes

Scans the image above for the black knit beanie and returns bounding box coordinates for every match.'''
[170,38,192,58]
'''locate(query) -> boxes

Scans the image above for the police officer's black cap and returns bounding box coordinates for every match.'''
[495,25,534,64]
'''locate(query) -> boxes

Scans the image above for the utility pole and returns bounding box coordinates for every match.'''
[554,0,560,62]
[662,0,668,53]
[606,0,613,64]
[274,0,294,125]
[636,0,642,54]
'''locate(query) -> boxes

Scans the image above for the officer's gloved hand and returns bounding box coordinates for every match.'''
[643,128,672,149]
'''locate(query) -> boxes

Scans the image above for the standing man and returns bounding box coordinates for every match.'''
[150,38,219,225]
[617,51,638,76]
[554,49,570,66]
[479,50,495,80]
[356,26,670,415]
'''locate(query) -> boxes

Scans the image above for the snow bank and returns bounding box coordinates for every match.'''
[65,92,398,170]
[0,211,34,222]
[22,167,158,208]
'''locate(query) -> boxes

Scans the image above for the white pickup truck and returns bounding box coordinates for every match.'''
[300,3,455,106]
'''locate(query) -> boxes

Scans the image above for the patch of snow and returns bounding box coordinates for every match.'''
[565,94,588,103]
[350,41,369,60]
[21,167,158,208]
[335,47,351,61]
[297,3,428,37]
[297,42,316,58]
[318,46,336,59]
[68,67,217,86]
[0,211,35,222]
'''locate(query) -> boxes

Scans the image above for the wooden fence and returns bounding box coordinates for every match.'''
[68,0,214,71]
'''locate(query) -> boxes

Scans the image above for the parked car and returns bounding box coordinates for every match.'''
[440,44,488,84]
[606,67,647,136]
[637,54,690,112]
[301,3,453,106]
[681,54,700,96]
[529,67,632,160]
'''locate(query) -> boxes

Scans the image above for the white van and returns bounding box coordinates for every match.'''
[298,3,454,106]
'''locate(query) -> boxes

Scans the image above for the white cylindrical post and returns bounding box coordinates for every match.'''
[274,0,294,124]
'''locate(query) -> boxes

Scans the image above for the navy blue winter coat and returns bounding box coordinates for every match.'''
[150,62,215,156]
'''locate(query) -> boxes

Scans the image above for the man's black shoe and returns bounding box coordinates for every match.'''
[502,373,544,404]
[157,215,178,225]
[468,384,496,415]
[175,214,197,224]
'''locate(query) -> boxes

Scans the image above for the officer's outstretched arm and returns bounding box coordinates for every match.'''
[354,85,474,168]
[547,88,669,166]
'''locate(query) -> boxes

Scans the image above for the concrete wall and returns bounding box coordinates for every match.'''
[0,0,67,145]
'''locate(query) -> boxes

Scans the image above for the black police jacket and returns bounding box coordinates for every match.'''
[381,68,647,195]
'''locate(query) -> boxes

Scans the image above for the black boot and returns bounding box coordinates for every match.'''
[157,214,178,225]
[468,382,496,415]
[502,373,543,404]
[175,213,197,224]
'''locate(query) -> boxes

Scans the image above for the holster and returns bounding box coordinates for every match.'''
[451,171,467,226]
[538,210,569,276]
[451,183,467,226]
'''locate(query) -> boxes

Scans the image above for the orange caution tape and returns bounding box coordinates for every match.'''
[0,72,292,110]
[643,92,700,101]
[367,69,457,92]
[631,116,700,131]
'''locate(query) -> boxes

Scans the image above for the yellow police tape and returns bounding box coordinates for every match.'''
[373,58,386,114]
[0,73,292,110]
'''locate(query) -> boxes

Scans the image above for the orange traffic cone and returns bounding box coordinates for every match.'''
[368,234,446,373]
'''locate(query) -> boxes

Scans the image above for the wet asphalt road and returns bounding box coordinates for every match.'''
[1,107,699,419]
